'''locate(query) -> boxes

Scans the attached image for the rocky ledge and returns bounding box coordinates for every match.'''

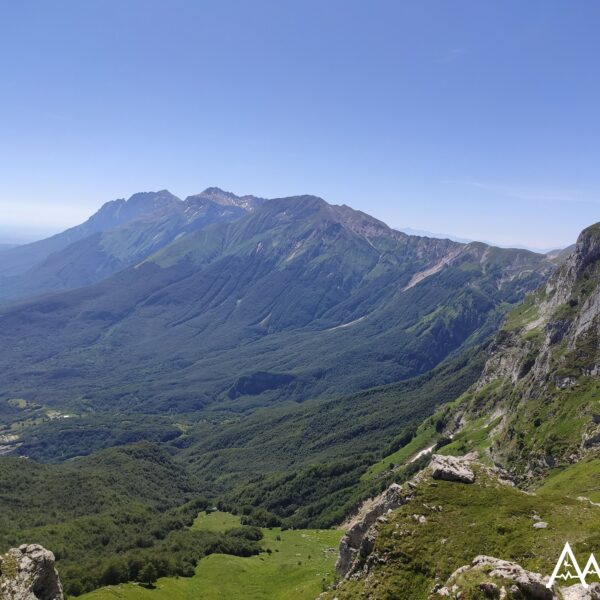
[336,454,477,580]
[0,544,64,600]
[336,482,412,578]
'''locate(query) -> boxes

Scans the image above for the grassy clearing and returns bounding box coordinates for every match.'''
[79,515,342,600]
[190,510,241,532]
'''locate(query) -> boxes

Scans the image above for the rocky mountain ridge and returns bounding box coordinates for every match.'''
[438,222,600,479]
[0,193,554,418]
[0,187,265,302]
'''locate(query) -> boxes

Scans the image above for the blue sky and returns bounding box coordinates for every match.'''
[1,1,599,249]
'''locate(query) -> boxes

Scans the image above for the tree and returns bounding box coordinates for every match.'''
[138,562,158,585]
[100,559,128,586]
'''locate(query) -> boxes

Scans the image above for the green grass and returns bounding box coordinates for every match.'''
[326,464,600,599]
[190,511,241,532]
[437,416,499,461]
[79,520,342,600]
[537,456,600,503]
[502,293,540,331]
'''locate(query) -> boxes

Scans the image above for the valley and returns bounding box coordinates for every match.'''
[0,190,597,600]
[79,511,342,600]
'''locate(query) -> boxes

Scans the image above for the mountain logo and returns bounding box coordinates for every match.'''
[547,542,600,589]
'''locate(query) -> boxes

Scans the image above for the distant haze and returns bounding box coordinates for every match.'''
[0,192,577,252]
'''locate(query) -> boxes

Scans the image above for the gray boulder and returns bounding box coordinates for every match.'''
[430,454,475,484]
[561,584,600,600]
[471,556,553,599]
[0,544,64,600]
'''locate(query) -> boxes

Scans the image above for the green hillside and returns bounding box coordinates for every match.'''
[0,444,267,596]
[0,195,551,440]
[325,462,600,599]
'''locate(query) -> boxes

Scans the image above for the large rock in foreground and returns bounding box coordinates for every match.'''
[431,555,554,599]
[0,544,64,600]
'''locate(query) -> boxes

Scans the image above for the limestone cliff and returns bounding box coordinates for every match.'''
[440,221,600,479]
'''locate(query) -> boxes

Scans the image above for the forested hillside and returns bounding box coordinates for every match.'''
[0,193,552,421]
[3,195,592,600]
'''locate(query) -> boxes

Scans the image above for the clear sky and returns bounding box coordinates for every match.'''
[1,1,599,249]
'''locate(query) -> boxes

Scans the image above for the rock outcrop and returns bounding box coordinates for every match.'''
[430,554,600,600]
[430,454,475,484]
[0,544,64,600]
[336,482,413,579]
[431,555,553,599]
[561,584,600,600]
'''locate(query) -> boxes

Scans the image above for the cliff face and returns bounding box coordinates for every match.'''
[478,222,599,389]
[327,223,600,600]
[440,222,600,479]
[0,545,64,600]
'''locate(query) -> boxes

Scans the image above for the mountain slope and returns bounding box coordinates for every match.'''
[326,221,599,599]
[0,190,181,278]
[432,221,600,479]
[0,188,264,302]
[0,194,553,416]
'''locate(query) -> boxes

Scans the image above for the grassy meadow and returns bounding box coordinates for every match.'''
[79,511,342,600]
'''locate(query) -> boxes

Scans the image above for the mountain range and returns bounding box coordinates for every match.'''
[0,188,553,418]
[0,188,265,301]
[1,187,598,599]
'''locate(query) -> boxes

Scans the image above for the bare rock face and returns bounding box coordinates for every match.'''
[561,583,600,600]
[430,454,475,484]
[336,482,412,579]
[0,544,64,600]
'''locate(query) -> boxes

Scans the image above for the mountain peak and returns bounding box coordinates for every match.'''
[124,189,180,206]
[190,187,265,211]
[573,220,600,273]
[329,202,400,239]
[90,190,180,230]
